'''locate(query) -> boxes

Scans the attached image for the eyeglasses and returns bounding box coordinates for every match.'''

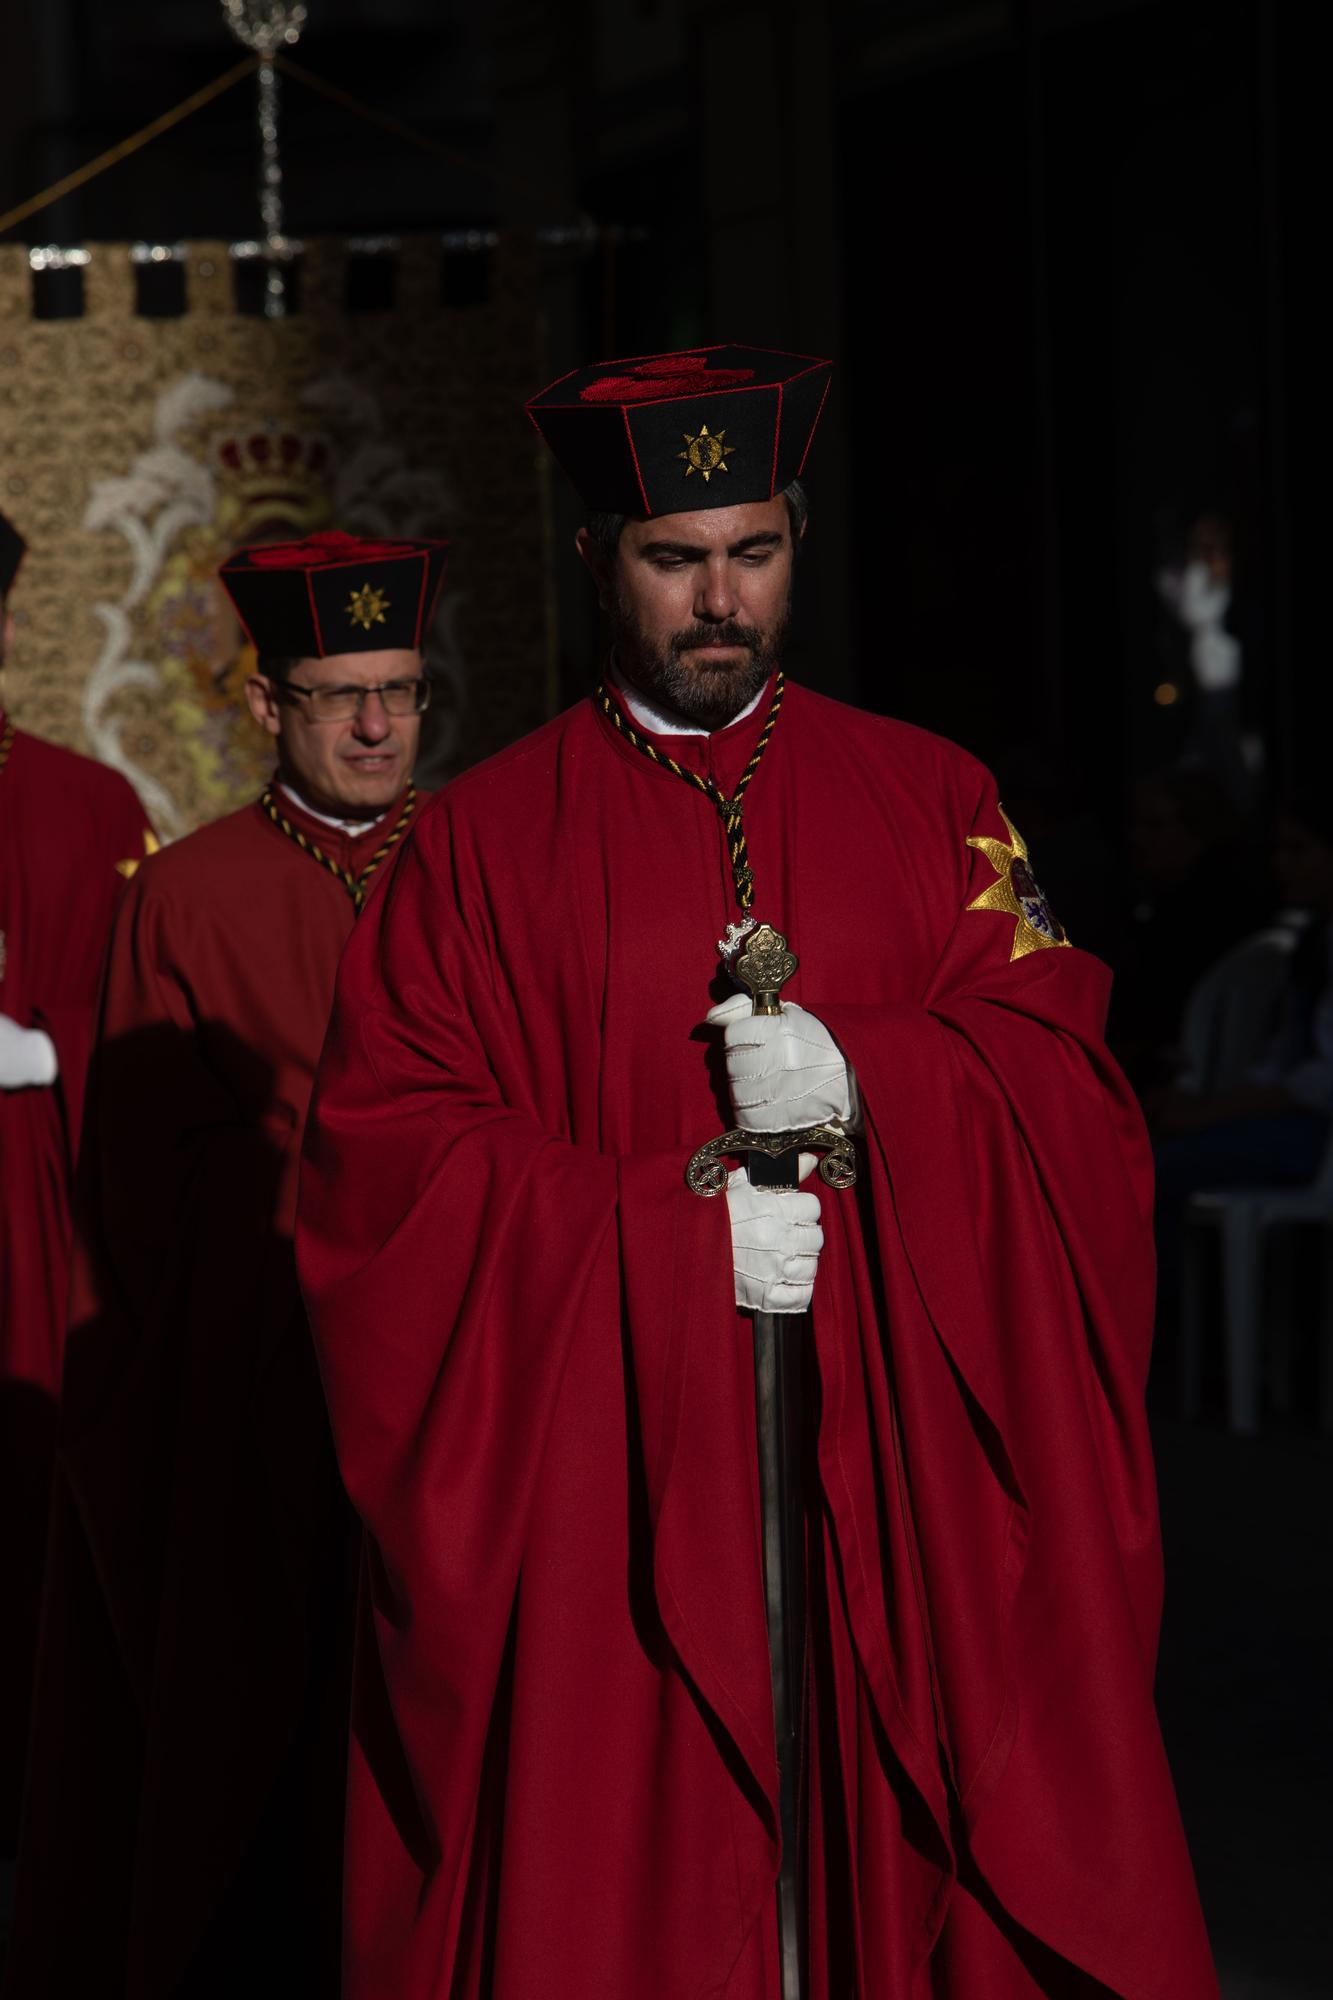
[277,677,432,723]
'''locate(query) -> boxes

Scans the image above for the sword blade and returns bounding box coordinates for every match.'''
[720,923,813,1996]
[754,1305,805,2000]
[749,1136,807,2000]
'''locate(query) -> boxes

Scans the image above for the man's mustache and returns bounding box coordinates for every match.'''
[668,622,763,658]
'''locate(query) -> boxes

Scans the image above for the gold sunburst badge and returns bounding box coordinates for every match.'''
[116,829,162,880]
[966,807,1069,961]
[677,423,736,483]
[346,582,390,631]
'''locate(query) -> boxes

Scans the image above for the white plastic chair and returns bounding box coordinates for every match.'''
[1179,1129,1333,1436]
[1173,921,1331,1435]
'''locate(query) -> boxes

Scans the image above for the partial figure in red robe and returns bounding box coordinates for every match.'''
[0,508,154,1854]
[298,350,1218,1999]
[6,531,446,1998]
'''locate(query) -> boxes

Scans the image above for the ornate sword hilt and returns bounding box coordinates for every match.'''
[687,922,859,1198]
[686,1123,858,1198]
[732,921,798,1016]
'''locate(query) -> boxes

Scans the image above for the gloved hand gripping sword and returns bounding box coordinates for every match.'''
[686,924,856,2000]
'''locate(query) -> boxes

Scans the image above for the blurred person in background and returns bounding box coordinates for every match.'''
[1110,765,1266,1093]
[1156,510,1262,813]
[1153,793,1333,1185]
[0,506,152,1863]
[6,531,444,2000]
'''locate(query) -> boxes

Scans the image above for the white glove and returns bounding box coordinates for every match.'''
[0,1013,58,1090]
[726,1164,824,1315]
[706,993,860,1133]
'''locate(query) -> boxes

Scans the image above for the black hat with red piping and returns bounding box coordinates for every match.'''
[526,344,832,517]
[218,529,449,659]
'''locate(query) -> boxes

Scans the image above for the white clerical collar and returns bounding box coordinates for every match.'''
[610,665,768,739]
[277,778,387,837]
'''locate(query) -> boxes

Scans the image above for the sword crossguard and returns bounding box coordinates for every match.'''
[686,1124,858,1198]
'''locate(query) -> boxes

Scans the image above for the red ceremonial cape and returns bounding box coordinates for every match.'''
[0,715,151,1848]
[6,786,412,1999]
[298,683,1217,1999]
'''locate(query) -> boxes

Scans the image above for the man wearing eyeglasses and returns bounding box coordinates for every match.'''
[8,530,446,2000]
[237,549,434,838]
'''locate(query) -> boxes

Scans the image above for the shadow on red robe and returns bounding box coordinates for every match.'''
[6,794,408,1998]
[0,718,151,1852]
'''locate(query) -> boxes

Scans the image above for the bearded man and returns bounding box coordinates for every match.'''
[8,531,445,1999]
[297,351,1217,1999]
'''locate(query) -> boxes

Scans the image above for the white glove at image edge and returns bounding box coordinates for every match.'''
[0,1013,58,1090]
[706,993,862,1135]
[725,1162,825,1316]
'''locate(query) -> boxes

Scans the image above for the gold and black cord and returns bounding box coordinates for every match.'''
[594,671,785,913]
[259,784,418,914]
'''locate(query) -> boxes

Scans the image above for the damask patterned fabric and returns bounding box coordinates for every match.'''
[0,236,552,837]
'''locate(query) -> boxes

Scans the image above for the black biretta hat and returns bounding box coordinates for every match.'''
[0,508,26,599]
[218,530,449,660]
[526,344,832,517]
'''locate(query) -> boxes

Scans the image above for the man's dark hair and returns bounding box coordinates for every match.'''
[257,655,301,683]
[585,477,810,563]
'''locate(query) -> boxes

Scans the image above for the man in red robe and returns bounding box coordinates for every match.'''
[6,530,446,1998]
[298,351,1217,1998]
[0,507,153,1855]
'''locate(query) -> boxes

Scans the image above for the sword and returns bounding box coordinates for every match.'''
[686,924,856,2000]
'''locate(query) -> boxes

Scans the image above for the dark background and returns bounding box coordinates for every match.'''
[1,0,1317,791]
[1,2,1324,1993]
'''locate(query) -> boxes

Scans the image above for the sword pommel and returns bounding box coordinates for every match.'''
[733,923,798,1017]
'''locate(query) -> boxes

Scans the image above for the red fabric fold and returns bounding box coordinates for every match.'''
[618,1150,779,1827]
[816,966,1209,1994]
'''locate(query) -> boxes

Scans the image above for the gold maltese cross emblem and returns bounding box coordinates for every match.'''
[966,807,1069,961]
[116,829,162,881]
[346,582,390,631]
[677,422,735,483]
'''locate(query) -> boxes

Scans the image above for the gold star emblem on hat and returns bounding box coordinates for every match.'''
[677,423,736,483]
[966,807,1069,961]
[346,582,390,631]
[116,829,162,880]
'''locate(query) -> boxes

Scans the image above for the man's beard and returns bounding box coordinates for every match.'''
[611,597,787,732]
